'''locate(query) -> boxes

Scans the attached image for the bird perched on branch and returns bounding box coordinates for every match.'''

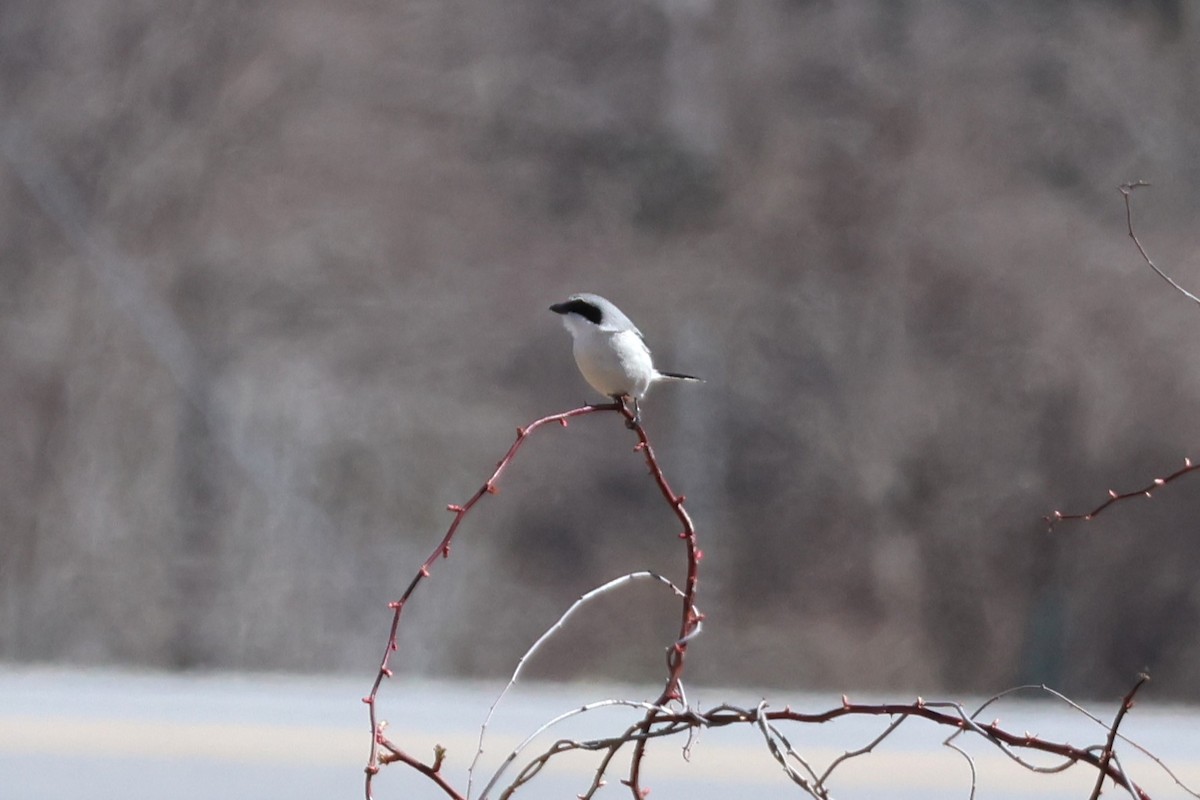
[550,293,701,420]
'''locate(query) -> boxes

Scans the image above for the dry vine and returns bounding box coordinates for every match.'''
[364,401,1190,800]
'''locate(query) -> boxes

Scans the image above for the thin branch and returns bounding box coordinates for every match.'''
[942,737,979,800]
[1045,456,1198,530]
[1088,673,1150,800]
[477,695,667,795]
[1119,181,1200,306]
[467,571,692,798]
[992,684,1199,798]
[752,701,823,798]
[376,741,467,800]
[819,714,908,786]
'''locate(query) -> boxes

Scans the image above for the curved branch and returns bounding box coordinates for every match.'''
[1119,181,1200,306]
[364,402,622,799]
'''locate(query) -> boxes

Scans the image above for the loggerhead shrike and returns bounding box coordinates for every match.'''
[550,293,701,418]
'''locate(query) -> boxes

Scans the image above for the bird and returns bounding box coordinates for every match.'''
[549,293,701,420]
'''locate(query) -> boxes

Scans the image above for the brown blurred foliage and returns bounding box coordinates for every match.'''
[2,0,1200,699]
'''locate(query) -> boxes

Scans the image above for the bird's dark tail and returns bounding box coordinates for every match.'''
[657,371,703,383]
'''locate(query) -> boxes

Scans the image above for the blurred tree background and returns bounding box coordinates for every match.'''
[2,0,1200,700]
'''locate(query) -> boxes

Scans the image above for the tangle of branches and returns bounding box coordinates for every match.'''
[363,402,1190,800]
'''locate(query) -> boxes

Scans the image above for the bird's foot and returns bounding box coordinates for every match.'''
[614,395,640,429]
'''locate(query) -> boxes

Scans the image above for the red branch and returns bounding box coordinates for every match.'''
[363,402,624,799]
[363,401,700,800]
[377,742,462,800]
[496,692,1155,800]
[663,698,1150,799]
[613,399,703,799]
[1045,456,1197,531]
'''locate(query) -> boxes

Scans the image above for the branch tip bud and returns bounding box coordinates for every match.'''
[447,504,463,513]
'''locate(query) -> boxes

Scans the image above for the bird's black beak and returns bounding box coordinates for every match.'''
[549,302,570,315]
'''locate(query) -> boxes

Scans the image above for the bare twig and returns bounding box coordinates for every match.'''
[752,701,823,797]
[1119,181,1200,306]
[984,684,1198,798]
[376,740,467,800]
[479,698,670,799]
[1088,673,1150,800]
[942,736,979,800]
[1045,456,1198,530]
[819,714,908,786]
[467,571,693,798]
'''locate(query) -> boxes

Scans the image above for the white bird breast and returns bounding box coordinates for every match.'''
[571,327,656,399]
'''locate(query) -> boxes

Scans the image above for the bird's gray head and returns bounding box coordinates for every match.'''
[549,293,642,337]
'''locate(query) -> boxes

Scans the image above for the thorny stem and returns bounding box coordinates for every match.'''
[615,399,704,799]
[364,402,623,799]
